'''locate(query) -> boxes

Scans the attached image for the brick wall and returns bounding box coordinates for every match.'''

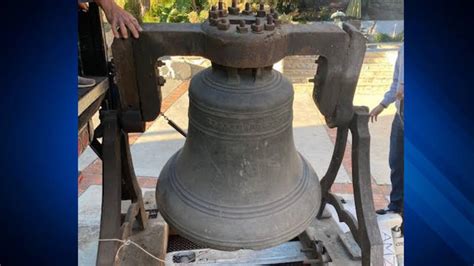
[282,55,319,84]
[356,51,397,94]
[282,50,397,94]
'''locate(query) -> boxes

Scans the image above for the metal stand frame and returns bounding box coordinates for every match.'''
[317,106,384,266]
[93,110,149,265]
[88,15,384,264]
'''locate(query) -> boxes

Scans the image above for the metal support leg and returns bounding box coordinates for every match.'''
[96,110,148,266]
[97,111,122,265]
[316,106,383,266]
[120,130,148,233]
[350,106,383,265]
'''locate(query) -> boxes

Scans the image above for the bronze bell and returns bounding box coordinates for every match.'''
[110,5,371,261]
[156,63,321,250]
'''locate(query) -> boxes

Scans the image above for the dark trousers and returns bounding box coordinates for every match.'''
[388,114,404,211]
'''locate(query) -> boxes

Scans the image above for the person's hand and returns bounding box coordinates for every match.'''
[396,84,404,100]
[78,2,89,12]
[95,0,142,39]
[369,104,385,122]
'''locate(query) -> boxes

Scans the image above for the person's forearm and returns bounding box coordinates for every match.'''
[380,48,403,107]
[94,0,114,13]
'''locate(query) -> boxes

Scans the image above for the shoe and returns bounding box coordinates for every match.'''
[78,76,96,88]
[376,207,401,215]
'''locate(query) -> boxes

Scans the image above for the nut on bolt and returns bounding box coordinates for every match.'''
[264,14,275,31]
[256,2,266,17]
[217,0,228,17]
[251,18,264,33]
[242,2,252,15]
[218,9,228,17]
[157,76,166,86]
[237,20,249,33]
[228,0,240,15]
[217,19,230,30]
[156,60,165,67]
[209,7,219,26]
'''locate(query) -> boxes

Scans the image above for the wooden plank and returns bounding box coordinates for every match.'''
[78,76,108,116]
[309,218,360,266]
[97,111,123,265]
[78,95,104,131]
[119,215,169,266]
[339,231,362,260]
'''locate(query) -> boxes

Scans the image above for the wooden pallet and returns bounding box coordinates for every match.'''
[116,191,362,266]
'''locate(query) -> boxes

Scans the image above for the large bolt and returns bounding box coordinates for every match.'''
[264,14,275,31]
[256,1,266,17]
[267,14,273,24]
[217,18,230,30]
[157,76,166,86]
[156,60,165,67]
[272,13,280,26]
[237,19,249,33]
[217,0,228,17]
[209,5,219,25]
[251,18,264,33]
[242,2,252,15]
[228,0,240,15]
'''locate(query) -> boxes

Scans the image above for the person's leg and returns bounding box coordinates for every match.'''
[388,114,404,212]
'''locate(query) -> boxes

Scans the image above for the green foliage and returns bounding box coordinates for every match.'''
[318,6,332,21]
[116,0,126,7]
[346,0,361,19]
[146,0,193,23]
[278,13,293,24]
[141,0,350,24]
[275,0,299,14]
[188,10,209,23]
[166,8,189,22]
[175,0,193,11]
[292,5,334,22]
[143,11,161,22]
[123,0,142,22]
[392,31,404,42]
[373,32,404,43]
[373,33,391,42]
[196,0,210,11]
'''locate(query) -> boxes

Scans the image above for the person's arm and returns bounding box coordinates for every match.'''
[91,0,142,39]
[396,44,404,100]
[369,47,401,122]
[380,53,400,107]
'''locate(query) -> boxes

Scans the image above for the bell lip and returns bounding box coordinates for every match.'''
[156,152,321,250]
[159,202,318,251]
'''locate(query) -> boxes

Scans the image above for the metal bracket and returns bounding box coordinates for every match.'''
[112,21,366,128]
[96,110,148,266]
[316,106,383,266]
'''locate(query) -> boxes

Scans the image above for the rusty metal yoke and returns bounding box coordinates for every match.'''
[113,19,365,131]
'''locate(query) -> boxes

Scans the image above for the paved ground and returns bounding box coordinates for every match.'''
[78,55,402,265]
